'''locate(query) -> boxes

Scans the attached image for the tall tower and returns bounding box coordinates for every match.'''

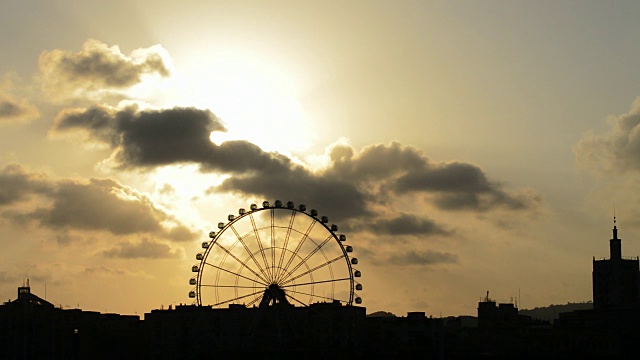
[609,218,622,260]
[592,218,640,309]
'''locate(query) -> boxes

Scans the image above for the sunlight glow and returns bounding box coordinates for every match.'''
[148,165,229,229]
[138,49,316,154]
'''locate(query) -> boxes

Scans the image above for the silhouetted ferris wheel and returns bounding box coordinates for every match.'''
[189,200,362,307]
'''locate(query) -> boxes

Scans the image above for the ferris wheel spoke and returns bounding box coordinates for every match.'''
[248,213,274,281]
[277,234,333,284]
[204,261,268,286]
[281,255,345,286]
[285,288,340,303]
[212,289,264,307]
[200,284,262,289]
[246,295,262,307]
[284,293,308,307]
[280,277,352,289]
[274,210,296,281]
[279,220,316,282]
[230,225,272,282]
[270,209,277,283]
[213,242,269,284]
[316,246,336,298]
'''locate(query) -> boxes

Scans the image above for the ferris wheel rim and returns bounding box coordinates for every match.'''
[191,202,360,307]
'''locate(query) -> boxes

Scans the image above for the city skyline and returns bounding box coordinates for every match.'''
[2,1,640,317]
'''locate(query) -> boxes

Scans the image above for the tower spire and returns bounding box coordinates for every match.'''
[613,206,618,240]
[610,210,622,260]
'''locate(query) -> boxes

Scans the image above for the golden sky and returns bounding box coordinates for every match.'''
[2,1,640,316]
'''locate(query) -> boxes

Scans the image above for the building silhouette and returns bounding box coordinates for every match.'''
[0,282,449,359]
[0,282,145,359]
[477,291,519,329]
[555,219,640,357]
[592,219,640,309]
[7,218,640,357]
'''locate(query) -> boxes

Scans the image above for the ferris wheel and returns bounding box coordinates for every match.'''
[189,200,362,308]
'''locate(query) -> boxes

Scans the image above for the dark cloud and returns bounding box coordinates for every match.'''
[387,250,458,266]
[575,98,640,173]
[395,162,537,211]
[0,101,22,117]
[327,142,427,181]
[34,178,166,235]
[218,142,539,217]
[52,105,292,173]
[217,166,370,220]
[0,163,196,242]
[39,39,170,98]
[0,94,39,124]
[395,162,492,193]
[51,105,116,143]
[0,163,52,205]
[367,213,450,236]
[51,103,539,219]
[102,238,179,259]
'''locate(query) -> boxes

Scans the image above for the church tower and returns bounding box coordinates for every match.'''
[592,217,640,309]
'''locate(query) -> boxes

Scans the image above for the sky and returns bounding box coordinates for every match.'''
[2,0,640,317]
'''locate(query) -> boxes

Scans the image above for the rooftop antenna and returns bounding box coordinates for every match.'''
[613,203,619,240]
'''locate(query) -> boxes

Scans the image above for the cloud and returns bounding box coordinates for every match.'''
[0,163,52,205]
[394,161,538,211]
[575,97,640,173]
[0,96,39,124]
[39,39,170,99]
[327,142,427,181]
[386,250,458,266]
[34,178,168,235]
[366,213,450,236]
[83,266,152,278]
[218,142,540,217]
[102,238,179,259]
[0,163,196,242]
[0,77,39,124]
[51,105,294,173]
[50,104,540,220]
[217,166,370,220]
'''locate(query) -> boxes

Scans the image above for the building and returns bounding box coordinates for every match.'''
[477,292,519,329]
[592,219,640,309]
[0,282,145,359]
[144,301,367,358]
